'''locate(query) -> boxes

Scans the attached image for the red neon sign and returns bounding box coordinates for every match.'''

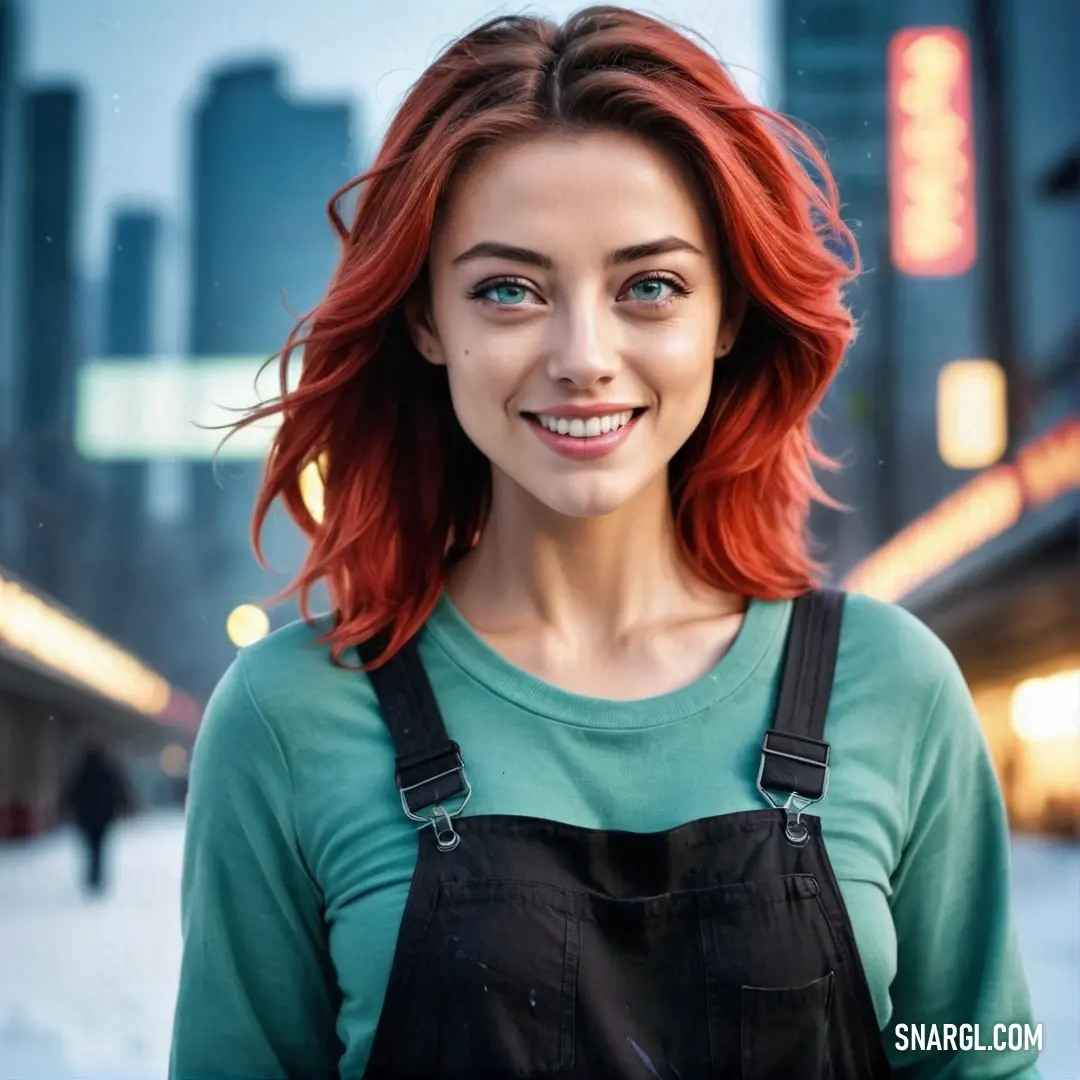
[888,27,977,276]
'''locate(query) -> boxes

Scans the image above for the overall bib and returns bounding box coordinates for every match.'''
[359,589,893,1079]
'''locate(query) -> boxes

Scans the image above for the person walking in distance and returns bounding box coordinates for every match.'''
[62,739,133,895]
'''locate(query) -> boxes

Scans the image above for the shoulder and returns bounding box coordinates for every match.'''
[834,592,984,765]
[236,611,343,683]
[196,614,385,774]
[837,591,962,703]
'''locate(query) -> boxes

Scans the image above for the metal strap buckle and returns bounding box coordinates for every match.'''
[756,732,830,847]
[398,756,472,852]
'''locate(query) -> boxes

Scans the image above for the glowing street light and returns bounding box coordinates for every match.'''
[160,743,189,778]
[226,603,270,647]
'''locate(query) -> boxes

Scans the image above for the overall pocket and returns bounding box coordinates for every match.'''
[414,880,580,1077]
[741,970,835,1080]
[697,874,840,1078]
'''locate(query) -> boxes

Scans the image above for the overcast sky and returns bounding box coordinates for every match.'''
[24,0,778,279]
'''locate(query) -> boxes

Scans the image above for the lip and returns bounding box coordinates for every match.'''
[525,410,645,460]
[523,403,646,419]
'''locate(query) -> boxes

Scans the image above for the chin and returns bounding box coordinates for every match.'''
[527,477,642,520]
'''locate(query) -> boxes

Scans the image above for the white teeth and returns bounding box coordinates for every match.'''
[534,410,635,438]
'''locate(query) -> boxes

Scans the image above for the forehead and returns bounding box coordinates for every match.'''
[432,129,716,258]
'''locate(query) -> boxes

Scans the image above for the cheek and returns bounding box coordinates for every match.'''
[440,319,541,407]
[443,345,522,430]
[637,326,718,398]
[433,292,523,376]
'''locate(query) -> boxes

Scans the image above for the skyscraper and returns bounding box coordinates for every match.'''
[186,60,355,692]
[780,0,895,571]
[189,62,354,357]
[0,0,22,567]
[16,85,81,599]
[105,210,161,358]
[95,208,162,643]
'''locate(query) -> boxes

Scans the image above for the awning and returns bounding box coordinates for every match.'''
[841,416,1080,685]
[0,566,201,737]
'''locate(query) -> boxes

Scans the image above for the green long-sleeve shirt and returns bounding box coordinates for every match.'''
[170,592,1042,1079]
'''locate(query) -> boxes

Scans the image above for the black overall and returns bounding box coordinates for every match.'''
[359,590,893,1079]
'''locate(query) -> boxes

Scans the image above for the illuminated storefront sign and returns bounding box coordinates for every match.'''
[0,570,175,717]
[78,357,330,521]
[936,359,1008,469]
[843,417,1080,602]
[888,27,977,276]
[76,356,299,461]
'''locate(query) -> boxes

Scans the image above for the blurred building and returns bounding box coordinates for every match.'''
[189,60,353,357]
[14,86,86,605]
[781,0,896,565]
[184,60,354,696]
[0,0,22,568]
[784,0,1080,833]
[93,210,162,644]
[105,211,161,359]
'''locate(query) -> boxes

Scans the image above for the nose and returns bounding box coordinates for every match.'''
[544,299,619,388]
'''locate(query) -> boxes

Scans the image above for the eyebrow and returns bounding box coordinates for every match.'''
[450,235,705,270]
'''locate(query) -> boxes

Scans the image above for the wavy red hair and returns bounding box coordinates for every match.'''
[236,5,859,667]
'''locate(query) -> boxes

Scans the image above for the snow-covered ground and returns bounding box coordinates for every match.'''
[1,813,1077,1080]
[0,812,184,1080]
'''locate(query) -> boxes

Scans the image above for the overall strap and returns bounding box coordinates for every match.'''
[757,588,845,839]
[358,636,471,850]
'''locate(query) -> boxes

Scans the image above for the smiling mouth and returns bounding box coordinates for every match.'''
[522,407,648,439]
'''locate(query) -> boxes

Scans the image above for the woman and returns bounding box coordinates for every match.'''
[170,7,1040,1079]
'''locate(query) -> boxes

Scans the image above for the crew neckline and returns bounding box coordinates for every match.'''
[422,591,791,729]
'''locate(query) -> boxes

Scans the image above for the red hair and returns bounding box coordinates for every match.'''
[237,5,859,667]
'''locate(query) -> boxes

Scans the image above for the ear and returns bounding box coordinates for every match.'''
[403,290,447,367]
[714,284,749,359]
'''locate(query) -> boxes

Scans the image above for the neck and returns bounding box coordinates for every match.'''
[446,470,740,646]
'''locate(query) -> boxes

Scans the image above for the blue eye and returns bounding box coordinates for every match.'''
[627,278,678,303]
[472,280,534,305]
[491,283,529,304]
